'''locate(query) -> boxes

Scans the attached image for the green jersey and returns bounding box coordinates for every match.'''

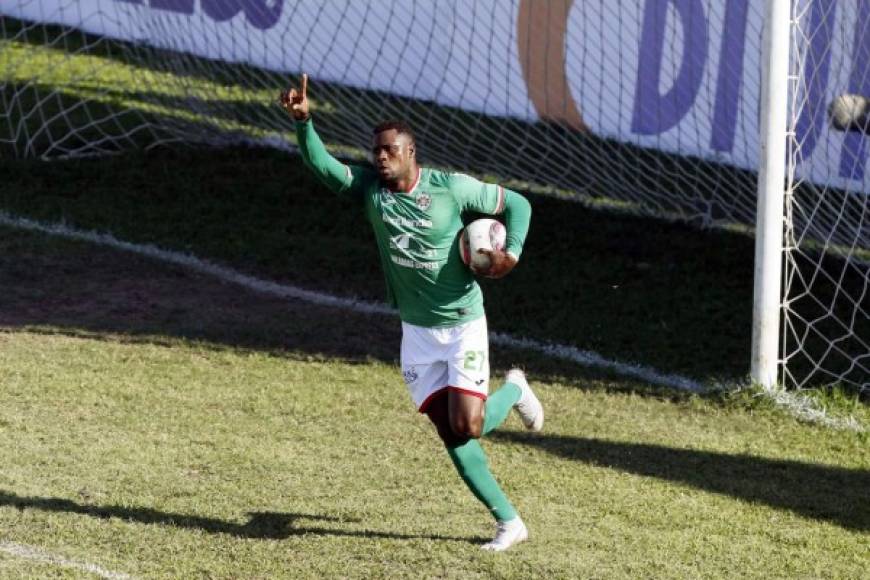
[296,119,531,328]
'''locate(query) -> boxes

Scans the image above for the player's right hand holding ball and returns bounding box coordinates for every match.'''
[476,249,518,279]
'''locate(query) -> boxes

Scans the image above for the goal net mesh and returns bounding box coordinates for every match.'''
[783,0,868,393]
[1,0,867,392]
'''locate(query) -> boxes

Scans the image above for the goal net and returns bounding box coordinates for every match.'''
[1,0,867,393]
[783,0,869,393]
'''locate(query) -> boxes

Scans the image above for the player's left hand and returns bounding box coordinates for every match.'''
[279,73,309,121]
[475,249,517,279]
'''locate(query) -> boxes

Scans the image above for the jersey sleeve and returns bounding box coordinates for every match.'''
[296,118,371,196]
[449,173,531,260]
[500,189,532,260]
[448,172,507,215]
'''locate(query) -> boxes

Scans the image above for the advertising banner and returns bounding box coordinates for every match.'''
[4,0,868,193]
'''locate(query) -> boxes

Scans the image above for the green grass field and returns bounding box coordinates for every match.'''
[1,226,868,578]
[1,17,869,579]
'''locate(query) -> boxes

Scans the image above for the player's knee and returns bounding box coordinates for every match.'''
[450,414,482,439]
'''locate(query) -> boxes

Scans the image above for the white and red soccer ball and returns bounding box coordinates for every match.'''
[460,218,506,272]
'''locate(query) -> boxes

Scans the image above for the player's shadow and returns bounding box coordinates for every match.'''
[490,432,870,533]
[0,490,484,542]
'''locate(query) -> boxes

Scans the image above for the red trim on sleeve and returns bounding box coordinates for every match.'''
[495,185,505,214]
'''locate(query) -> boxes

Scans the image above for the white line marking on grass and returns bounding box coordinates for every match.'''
[0,212,863,432]
[0,541,133,579]
[757,384,865,432]
[490,333,704,392]
[0,213,393,316]
[0,212,695,389]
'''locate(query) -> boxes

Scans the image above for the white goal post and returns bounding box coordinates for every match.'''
[751,0,790,389]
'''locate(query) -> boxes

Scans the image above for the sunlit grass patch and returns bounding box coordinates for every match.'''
[0,226,867,578]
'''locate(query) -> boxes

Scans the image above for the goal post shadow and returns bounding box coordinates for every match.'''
[490,430,870,533]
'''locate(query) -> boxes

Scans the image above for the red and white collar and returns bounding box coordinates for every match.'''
[403,167,422,194]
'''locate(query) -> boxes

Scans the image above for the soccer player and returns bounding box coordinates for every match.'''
[280,74,543,551]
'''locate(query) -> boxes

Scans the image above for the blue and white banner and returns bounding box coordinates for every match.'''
[4,0,868,193]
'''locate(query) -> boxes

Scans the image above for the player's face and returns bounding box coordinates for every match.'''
[372,129,414,183]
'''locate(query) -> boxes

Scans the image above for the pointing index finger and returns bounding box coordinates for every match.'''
[301,73,308,99]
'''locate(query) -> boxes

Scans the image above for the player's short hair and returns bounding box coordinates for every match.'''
[373,119,415,143]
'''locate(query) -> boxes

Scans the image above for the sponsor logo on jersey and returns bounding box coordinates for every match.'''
[416,192,431,210]
[390,233,412,251]
[391,255,441,270]
[385,216,433,228]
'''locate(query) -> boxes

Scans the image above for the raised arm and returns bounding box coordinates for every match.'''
[280,74,358,194]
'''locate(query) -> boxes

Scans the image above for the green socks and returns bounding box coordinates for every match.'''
[445,381,523,522]
[447,438,518,522]
[483,381,522,435]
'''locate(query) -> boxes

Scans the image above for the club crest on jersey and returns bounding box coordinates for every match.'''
[415,192,432,210]
[403,367,419,384]
[380,190,396,205]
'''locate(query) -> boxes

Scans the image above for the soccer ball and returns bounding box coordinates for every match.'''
[460,218,506,272]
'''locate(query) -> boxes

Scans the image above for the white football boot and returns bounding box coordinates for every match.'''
[481,516,528,551]
[507,369,543,432]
